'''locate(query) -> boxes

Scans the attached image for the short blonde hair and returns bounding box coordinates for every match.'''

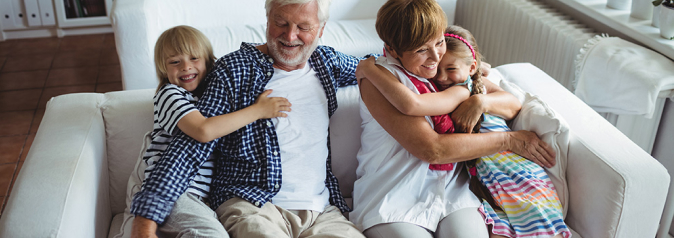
[376,0,447,54]
[154,25,216,93]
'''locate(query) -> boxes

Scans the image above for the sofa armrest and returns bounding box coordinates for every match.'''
[0,93,111,238]
[497,63,670,238]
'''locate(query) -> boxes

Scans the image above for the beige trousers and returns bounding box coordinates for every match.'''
[215,197,365,238]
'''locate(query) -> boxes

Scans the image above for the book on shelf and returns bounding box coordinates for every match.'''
[63,0,107,18]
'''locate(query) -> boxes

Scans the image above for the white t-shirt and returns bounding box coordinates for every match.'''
[267,63,331,212]
[349,53,482,231]
[143,84,215,198]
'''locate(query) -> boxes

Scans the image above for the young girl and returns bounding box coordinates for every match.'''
[131,25,291,236]
[357,25,570,238]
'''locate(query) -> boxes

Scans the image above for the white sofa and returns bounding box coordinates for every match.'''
[0,0,669,237]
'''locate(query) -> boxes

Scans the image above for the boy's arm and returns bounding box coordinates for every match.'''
[177,89,290,143]
[130,62,228,225]
[357,57,470,116]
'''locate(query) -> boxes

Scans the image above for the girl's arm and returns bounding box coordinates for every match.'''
[451,79,521,133]
[480,79,521,119]
[177,89,291,143]
[356,58,470,116]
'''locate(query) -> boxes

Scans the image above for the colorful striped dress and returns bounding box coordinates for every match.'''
[476,113,571,238]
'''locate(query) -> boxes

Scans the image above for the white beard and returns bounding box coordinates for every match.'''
[266,31,319,68]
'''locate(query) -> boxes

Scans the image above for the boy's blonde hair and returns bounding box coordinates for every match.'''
[376,0,447,54]
[154,25,216,92]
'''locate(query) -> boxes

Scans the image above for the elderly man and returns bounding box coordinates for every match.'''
[130,0,365,237]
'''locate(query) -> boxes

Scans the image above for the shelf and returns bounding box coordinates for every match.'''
[53,0,113,28]
[555,0,674,59]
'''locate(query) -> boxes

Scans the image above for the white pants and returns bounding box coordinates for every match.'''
[363,207,488,238]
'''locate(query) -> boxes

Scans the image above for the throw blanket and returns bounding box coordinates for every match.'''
[574,35,674,118]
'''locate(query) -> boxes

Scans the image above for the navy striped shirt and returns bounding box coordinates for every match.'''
[143,84,215,199]
[131,43,360,224]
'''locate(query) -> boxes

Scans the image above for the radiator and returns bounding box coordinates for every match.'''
[455,0,596,90]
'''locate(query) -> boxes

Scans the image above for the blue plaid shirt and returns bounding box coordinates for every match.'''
[131,42,360,224]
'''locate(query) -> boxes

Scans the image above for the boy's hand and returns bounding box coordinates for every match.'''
[254,89,291,119]
[131,216,159,238]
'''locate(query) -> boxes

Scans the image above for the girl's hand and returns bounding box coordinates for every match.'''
[507,130,556,168]
[451,94,485,133]
[356,57,377,84]
[254,89,291,119]
[480,62,491,77]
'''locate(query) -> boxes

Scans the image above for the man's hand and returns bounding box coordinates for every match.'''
[507,130,556,168]
[131,216,159,238]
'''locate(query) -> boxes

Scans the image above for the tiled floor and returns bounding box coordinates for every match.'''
[0,33,122,217]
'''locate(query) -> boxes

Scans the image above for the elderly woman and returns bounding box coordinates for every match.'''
[349,0,556,237]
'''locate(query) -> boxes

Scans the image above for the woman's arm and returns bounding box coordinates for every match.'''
[356,58,470,116]
[177,89,291,143]
[360,78,555,167]
[451,79,521,133]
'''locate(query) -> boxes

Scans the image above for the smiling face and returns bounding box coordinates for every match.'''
[266,1,325,71]
[433,52,477,91]
[165,52,207,92]
[389,35,446,79]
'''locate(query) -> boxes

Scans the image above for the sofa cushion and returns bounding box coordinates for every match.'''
[102,89,155,215]
[108,131,153,238]
[471,69,571,216]
[508,86,571,217]
[329,85,362,199]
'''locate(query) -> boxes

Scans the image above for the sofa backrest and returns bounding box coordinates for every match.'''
[111,0,457,90]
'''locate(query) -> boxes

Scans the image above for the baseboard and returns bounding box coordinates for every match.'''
[1,25,113,41]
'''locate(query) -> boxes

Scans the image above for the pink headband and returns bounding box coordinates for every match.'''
[445,33,475,60]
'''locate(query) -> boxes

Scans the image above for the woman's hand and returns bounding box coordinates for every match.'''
[507,130,556,168]
[451,94,485,133]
